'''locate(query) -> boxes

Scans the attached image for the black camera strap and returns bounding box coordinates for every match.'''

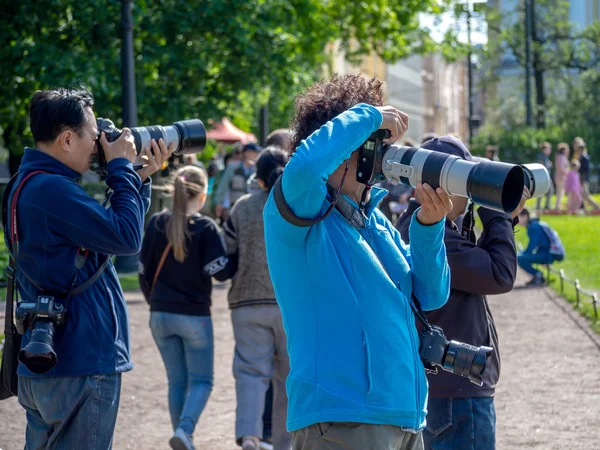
[461,202,476,244]
[2,171,109,306]
[4,255,17,337]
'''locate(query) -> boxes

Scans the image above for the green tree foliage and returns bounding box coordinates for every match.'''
[475,1,600,163]
[472,69,600,163]
[0,0,458,162]
[484,0,600,128]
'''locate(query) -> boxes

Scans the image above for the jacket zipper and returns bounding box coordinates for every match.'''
[406,298,422,429]
[363,331,373,396]
[362,219,421,425]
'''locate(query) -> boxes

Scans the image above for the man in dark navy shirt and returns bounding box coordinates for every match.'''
[397,136,529,450]
[5,88,173,449]
[573,137,599,212]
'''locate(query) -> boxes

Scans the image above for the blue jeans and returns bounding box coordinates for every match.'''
[150,312,213,435]
[18,373,122,450]
[518,251,555,277]
[424,397,496,450]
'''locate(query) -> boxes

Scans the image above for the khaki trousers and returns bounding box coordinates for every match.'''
[292,422,424,450]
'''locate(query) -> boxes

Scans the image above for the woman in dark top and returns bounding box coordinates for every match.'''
[139,165,229,450]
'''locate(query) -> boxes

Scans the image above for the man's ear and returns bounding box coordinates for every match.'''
[58,129,74,153]
[258,178,266,189]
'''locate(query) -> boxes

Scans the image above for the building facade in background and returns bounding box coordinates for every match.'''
[421,54,469,143]
[570,0,600,27]
[329,44,469,145]
[386,55,425,143]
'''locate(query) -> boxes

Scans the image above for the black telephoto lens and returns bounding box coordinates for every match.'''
[443,341,493,386]
[129,119,206,156]
[172,119,207,155]
[466,160,524,213]
[18,321,58,374]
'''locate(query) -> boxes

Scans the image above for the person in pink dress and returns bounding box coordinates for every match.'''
[565,159,583,214]
[554,143,570,211]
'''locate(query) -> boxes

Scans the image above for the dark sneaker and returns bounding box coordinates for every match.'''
[526,275,545,286]
[169,428,195,450]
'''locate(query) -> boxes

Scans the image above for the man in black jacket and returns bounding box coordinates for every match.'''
[396,136,529,450]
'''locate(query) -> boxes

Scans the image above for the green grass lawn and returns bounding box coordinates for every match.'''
[119,274,140,291]
[515,194,600,332]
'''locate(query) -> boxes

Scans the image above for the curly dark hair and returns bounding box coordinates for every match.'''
[290,74,384,153]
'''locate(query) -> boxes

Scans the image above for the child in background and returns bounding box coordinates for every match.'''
[565,159,583,214]
[554,143,570,211]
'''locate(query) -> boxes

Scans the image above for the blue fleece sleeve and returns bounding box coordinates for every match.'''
[277,104,382,239]
[406,209,450,311]
[35,158,150,255]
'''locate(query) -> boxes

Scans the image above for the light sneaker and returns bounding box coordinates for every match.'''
[169,428,196,450]
[259,441,274,450]
[242,436,260,450]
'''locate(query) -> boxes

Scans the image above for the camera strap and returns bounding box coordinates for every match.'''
[272,159,354,227]
[461,202,476,244]
[2,171,109,302]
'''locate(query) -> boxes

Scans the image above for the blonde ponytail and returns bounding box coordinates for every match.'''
[166,166,208,263]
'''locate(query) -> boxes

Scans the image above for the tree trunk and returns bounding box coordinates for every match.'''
[531,0,545,128]
[534,68,545,128]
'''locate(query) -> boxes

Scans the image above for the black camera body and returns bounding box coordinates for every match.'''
[15,295,66,374]
[89,118,122,174]
[419,324,493,386]
[90,118,207,175]
[356,129,390,186]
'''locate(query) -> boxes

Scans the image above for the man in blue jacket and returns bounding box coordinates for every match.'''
[5,88,172,449]
[263,74,452,450]
[517,208,565,286]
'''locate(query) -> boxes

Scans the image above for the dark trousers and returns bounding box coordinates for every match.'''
[423,397,496,450]
[536,178,554,211]
[293,423,423,450]
[518,251,555,278]
[263,383,273,439]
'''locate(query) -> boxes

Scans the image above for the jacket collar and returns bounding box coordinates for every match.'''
[19,148,81,181]
[326,186,389,228]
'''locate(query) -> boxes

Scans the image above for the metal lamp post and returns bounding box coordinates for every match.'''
[114,0,140,275]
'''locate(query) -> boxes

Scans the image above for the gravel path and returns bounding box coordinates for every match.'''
[1,273,599,449]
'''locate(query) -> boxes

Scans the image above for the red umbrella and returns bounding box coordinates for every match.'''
[206,117,257,144]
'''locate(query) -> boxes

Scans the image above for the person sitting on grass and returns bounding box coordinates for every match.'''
[517,208,566,286]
